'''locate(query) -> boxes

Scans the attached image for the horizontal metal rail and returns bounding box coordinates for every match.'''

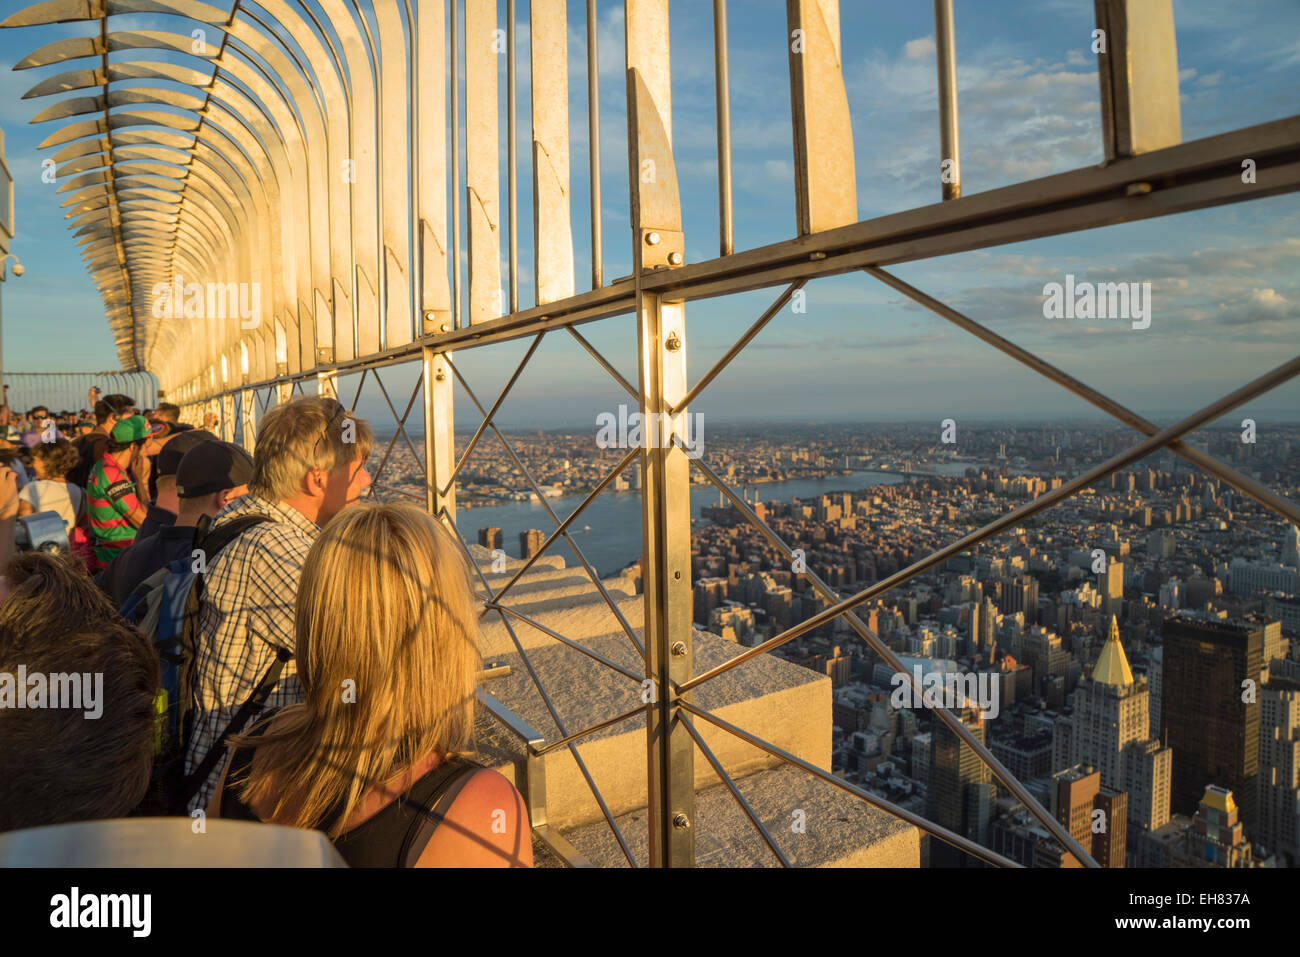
[173,116,1299,401]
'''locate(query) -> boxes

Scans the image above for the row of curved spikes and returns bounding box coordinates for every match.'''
[4,0,456,401]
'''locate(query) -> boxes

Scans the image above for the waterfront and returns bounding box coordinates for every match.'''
[449,469,911,573]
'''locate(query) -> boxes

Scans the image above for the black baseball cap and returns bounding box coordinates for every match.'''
[157,429,217,477]
[176,440,255,500]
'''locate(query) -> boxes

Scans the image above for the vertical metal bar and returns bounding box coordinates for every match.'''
[451,0,463,329]
[465,0,502,324]
[712,0,733,256]
[531,0,575,305]
[507,0,518,314]
[1093,0,1182,160]
[786,0,857,234]
[934,0,960,200]
[627,0,692,868]
[417,0,453,335]
[241,387,256,455]
[423,344,456,520]
[586,0,602,289]
[636,291,695,869]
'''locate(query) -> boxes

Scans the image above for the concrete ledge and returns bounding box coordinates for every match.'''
[478,593,645,659]
[473,629,829,830]
[560,764,920,867]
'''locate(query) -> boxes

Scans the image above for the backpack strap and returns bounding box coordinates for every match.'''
[197,513,272,562]
[177,644,292,809]
[399,759,486,867]
[172,512,281,810]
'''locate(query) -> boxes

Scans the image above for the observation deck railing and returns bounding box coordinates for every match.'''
[5,0,1298,866]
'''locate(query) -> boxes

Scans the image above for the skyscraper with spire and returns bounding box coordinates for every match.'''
[1071,616,1172,833]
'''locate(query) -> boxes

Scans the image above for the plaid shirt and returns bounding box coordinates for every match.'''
[185,494,319,811]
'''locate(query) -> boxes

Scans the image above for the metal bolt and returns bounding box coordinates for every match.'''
[1125,181,1152,196]
[435,372,446,381]
[672,813,690,830]
[425,311,436,322]
[668,251,683,266]
[665,332,681,352]
[809,251,827,261]
[671,641,686,656]
[646,232,661,246]
[440,323,450,333]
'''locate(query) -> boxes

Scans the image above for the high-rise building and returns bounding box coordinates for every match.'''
[1051,765,1099,863]
[519,528,546,561]
[1005,575,1039,618]
[1187,786,1254,868]
[1123,739,1174,833]
[1071,617,1171,832]
[1148,646,1163,740]
[926,707,992,867]
[978,598,996,654]
[1265,594,1300,639]
[1021,625,1070,698]
[478,526,503,551]
[911,732,931,789]
[1257,677,1300,865]
[1161,615,1263,829]
[1103,558,1124,619]
[1262,617,1286,671]
[1285,524,1300,570]
[825,645,852,688]
[692,577,727,626]
[1095,787,1129,868]
[1049,764,1128,868]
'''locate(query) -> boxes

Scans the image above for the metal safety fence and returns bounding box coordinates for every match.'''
[0,370,159,416]
[5,0,1297,866]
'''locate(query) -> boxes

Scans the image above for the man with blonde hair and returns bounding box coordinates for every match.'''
[184,395,373,811]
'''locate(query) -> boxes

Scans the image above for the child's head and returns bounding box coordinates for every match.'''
[31,438,79,480]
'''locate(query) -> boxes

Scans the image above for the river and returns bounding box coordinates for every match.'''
[445,467,980,575]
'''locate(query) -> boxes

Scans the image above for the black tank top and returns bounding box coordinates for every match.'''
[218,723,483,868]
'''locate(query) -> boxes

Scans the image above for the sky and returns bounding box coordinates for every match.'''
[0,0,1295,430]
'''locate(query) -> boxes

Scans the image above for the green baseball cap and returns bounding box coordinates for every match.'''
[110,414,152,443]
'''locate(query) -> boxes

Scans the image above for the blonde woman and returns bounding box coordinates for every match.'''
[210,503,531,867]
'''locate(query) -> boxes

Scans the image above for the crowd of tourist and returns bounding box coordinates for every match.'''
[0,389,530,867]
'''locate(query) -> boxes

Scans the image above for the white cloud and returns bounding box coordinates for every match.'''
[904,35,935,61]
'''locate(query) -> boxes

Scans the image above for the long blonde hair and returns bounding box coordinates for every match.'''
[230,503,481,836]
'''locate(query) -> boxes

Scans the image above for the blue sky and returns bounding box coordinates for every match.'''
[0,0,1295,428]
